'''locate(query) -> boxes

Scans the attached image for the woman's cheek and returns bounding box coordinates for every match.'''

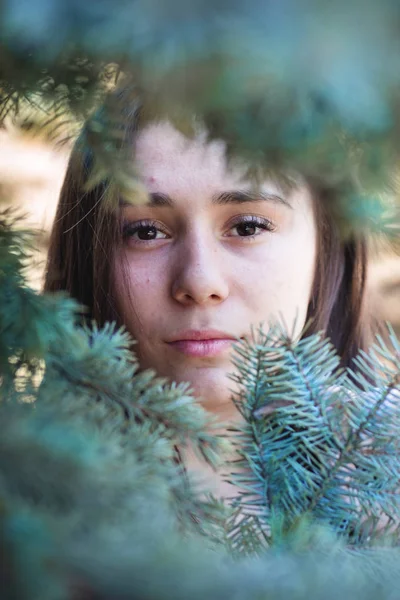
[245,244,312,332]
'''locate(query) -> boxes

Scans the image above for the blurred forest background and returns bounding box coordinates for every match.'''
[2,128,400,335]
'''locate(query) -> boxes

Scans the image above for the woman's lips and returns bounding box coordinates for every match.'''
[167,338,235,358]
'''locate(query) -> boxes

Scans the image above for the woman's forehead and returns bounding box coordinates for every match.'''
[134,121,310,214]
[133,120,296,202]
[134,121,230,172]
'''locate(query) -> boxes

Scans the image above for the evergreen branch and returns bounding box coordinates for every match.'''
[227,328,339,528]
[41,321,137,420]
[226,329,281,548]
[1,1,400,238]
[43,318,224,469]
[129,380,226,470]
[226,323,400,548]
[226,507,270,557]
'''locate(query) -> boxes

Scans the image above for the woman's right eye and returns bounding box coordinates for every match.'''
[122,220,169,244]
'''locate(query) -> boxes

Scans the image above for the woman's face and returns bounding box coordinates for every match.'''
[114,122,317,414]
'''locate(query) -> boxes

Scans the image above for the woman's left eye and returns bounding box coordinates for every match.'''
[227,216,276,238]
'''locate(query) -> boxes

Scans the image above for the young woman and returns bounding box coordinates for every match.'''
[43,90,370,492]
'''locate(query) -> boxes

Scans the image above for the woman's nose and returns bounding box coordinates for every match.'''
[171,234,229,306]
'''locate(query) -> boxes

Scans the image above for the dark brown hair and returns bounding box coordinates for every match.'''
[303,180,371,369]
[43,96,372,372]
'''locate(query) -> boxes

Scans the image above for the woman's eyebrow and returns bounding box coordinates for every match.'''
[147,192,174,206]
[120,190,292,208]
[212,190,292,209]
[119,193,172,207]
[146,190,292,208]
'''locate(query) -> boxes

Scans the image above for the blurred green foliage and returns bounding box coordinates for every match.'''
[2,0,400,232]
[2,3,400,598]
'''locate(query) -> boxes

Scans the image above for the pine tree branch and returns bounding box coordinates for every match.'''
[226,323,400,548]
